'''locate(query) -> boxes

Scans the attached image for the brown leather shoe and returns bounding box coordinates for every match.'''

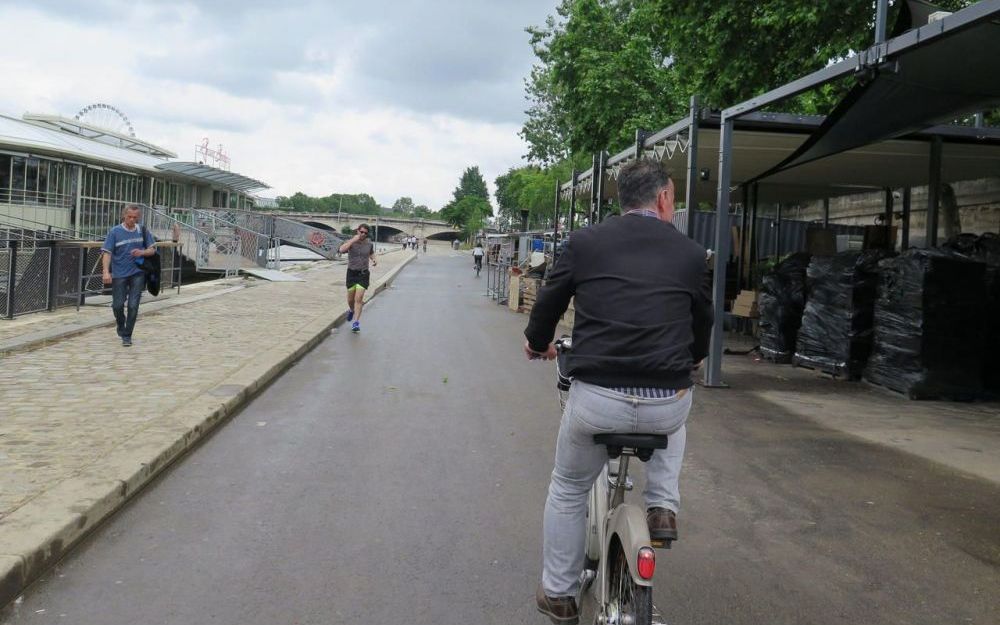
[647,507,678,541]
[536,584,579,625]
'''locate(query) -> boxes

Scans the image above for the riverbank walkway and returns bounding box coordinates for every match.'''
[0,246,423,605]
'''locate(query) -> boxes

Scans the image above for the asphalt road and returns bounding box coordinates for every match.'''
[3,252,998,625]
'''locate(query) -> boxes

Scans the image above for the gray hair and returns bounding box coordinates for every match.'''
[121,203,142,218]
[616,160,671,211]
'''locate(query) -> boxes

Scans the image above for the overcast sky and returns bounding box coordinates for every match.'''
[0,0,557,209]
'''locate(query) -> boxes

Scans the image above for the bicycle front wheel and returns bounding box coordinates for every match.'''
[608,542,652,625]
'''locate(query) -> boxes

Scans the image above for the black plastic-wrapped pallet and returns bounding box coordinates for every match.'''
[793,250,890,378]
[758,252,811,363]
[863,249,986,399]
[942,233,1000,393]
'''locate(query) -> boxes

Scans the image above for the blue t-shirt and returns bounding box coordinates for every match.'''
[101,224,153,278]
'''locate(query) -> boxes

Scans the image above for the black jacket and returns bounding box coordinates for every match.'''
[524,214,713,390]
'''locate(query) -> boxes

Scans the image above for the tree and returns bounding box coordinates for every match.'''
[441,195,491,235]
[521,0,976,162]
[454,166,490,203]
[391,196,415,214]
[523,0,684,159]
[494,154,591,231]
[441,166,493,235]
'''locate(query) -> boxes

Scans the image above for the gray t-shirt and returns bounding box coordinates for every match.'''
[347,239,374,270]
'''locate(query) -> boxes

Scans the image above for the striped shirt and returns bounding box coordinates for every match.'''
[609,386,678,398]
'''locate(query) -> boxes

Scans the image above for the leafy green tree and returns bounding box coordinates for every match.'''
[441,195,491,235]
[524,0,683,159]
[391,196,415,214]
[522,0,976,162]
[454,166,490,203]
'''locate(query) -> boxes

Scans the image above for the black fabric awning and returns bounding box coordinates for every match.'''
[756,0,1000,181]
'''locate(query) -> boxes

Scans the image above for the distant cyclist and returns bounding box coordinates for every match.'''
[472,242,485,273]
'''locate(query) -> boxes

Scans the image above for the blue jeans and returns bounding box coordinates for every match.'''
[112,273,145,339]
[542,380,692,596]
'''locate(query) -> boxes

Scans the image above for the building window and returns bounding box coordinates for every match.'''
[37,161,49,204]
[0,154,10,203]
[11,156,25,203]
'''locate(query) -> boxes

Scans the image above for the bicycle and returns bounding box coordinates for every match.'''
[474,255,483,277]
[555,336,669,625]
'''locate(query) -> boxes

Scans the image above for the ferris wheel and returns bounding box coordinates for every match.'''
[74,103,136,137]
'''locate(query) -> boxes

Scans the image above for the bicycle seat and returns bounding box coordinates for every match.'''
[593,434,668,462]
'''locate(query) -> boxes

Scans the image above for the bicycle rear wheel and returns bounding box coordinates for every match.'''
[607,542,652,625]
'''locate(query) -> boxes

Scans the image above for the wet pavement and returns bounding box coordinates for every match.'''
[2,251,998,624]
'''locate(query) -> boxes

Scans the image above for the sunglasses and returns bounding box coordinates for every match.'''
[359,230,369,234]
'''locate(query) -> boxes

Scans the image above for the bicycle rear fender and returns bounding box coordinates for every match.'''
[605,504,654,587]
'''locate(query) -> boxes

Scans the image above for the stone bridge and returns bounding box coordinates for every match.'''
[262,212,461,242]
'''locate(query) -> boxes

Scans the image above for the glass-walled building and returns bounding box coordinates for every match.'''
[0,111,268,238]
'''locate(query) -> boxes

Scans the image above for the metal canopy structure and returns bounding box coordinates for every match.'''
[21,113,177,158]
[155,162,271,192]
[756,1,1000,179]
[560,112,1000,207]
[704,0,1000,387]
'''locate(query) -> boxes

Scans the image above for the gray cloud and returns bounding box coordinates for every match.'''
[28,0,554,124]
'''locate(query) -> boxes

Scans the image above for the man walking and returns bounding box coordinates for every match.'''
[101,204,157,347]
[339,223,376,333]
[523,160,713,624]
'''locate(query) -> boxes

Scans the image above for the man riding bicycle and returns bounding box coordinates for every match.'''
[472,242,485,272]
[523,160,713,624]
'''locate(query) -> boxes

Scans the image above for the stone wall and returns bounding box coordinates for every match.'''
[783,177,1000,244]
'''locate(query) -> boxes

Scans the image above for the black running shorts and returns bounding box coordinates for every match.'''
[346,268,370,290]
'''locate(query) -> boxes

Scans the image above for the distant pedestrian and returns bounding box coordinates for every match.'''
[422,238,427,253]
[339,223,377,333]
[101,204,157,347]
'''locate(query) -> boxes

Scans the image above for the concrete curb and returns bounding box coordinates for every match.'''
[0,253,416,608]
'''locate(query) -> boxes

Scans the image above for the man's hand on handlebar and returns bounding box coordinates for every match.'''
[524,341,557,361]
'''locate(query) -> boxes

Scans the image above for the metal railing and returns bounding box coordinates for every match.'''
[167,207,277,270]
[1,238,183,319]
[0,214,86,247]
[192,207,343,260]
[0,189,75,208]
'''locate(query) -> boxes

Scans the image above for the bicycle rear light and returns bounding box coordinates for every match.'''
[637,547,655,579]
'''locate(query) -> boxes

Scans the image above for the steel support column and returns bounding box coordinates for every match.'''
[901,187,912,250]
[875,0,889,44]
[552,179,561,239]
[705,118,733,388]
[683,95,700,236]
[589,153,599,226]
[749,183,760,288]
[595,151,607,223]
[823,197,830,228]
[774,202,782,257]
[569,170,578,232]
[926,137,942,247]
[738,185,749,290]
[883,187,894,232]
